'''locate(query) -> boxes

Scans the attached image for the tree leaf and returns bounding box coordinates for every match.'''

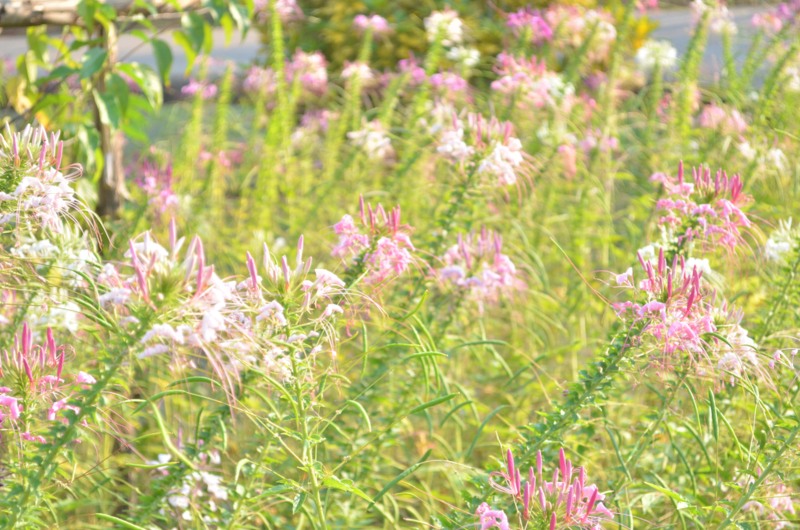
[92,89,120,128]
[151,39,173,84]
[81,48,107,79]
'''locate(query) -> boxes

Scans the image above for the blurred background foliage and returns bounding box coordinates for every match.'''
[264,0,656,71]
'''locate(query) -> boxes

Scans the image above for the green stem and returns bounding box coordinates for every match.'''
[717,422,800,529]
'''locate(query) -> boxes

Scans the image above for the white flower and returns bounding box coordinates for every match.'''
[476,139,524,186]
[437,128,474,162]
[257,300,288,326]
[637,243,662,263]
[168,494,190,509]
[692,0,737,34]
[737,141,757,161]
[341,61,374,84]
[446,46,480,67]
[786,66,800,92]
[347,121,394,161]
[684,258,712,276]
[424,9,464,46]
[142,323,185,344]
[635,40,678,74]
[765,218,798,263]
[199,308,226,342]
[767,148,788,172]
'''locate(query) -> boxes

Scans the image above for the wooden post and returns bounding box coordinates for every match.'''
[94,21,127,219]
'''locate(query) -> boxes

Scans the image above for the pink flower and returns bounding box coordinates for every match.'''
[482,449,613,529]
[397,56,427,85]
[133,159,179,215]
[437,228,523,312]
[181,79,217,99]
[507,8,553,44]
[698,104,747,134]
[476,503,510,530]
[332,199,415,285]
[655,163,751,252]
[76,371,96,385]
[242,65,276,95]
[286,50,328,97]
[353,14,391,35]
[430,72,469,94]
[21,432,46,443]
[0,395,21,421]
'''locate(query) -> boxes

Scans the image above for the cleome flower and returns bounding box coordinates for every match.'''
[491,53,574,111]
[424,9,464,47]
[436,228,522,312]
[507,8,553,45]
[738,469,798,529]
[651,163,752,253]
[347,120,394,162]
[353,14,391,36]
[0,324,89,443]
[436,113,532,188]
[0,124,82,232]
[635,40,679,74]
[765,218,799,263]
[332,198,415,285]
[612,249,767,386]
[476,448,613,529]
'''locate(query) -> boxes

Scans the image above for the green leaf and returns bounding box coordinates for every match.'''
[220,15,234,46]
[92,89,120,128]
[409,393,457,415]
[322,476,374,505]
[644,482,689,503]
[172,31,197,76]
[151,39,173,84]
[373,450,432,502]
[76,0,98,32]
[291,492,306,514]
[81,48,107,78]
[117,63,163,110]
[95,514,147,530]
[37,65,78,85]
[182,12,208,52]
[106,73,130,113]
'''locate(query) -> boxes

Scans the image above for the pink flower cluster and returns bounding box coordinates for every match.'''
[429,72,470,98]
[253,0,303,23]
[99,222,348,384]
[613,250,764,385]
[477,449,613,529]
[0,324,92,443]
[243,50,328,99]
[507,8,553,44]
[436,113,530,187]
[181,79,217,100]
[242,66,276,95]
[752,1,800,33]
[437,229,521,311]
[332,198,415,284]
[491,53,574,110]
[652,163,752,252]
[285,50,328,96]
[398,56,427,86]
[353,14,391,35]
[134,156,179,215]
[0,125,80,231]
[698,104,748,134]
[542,6,617,63]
